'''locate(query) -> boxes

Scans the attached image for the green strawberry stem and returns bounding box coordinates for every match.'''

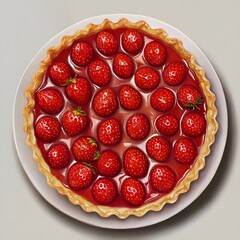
[73,107,87,116]
[184,96,203,110]
[87,137,97,146]
[82,162,97,174]
[93,151,101,160]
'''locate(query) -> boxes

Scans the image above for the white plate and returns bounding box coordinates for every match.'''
[13,14,227,229]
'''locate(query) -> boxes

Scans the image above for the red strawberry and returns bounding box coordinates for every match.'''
[49,62,73,86]
[156,114,179,135]
[97,118,122,145]
[135,67,160,91]
[92,88,118,117]
[123,147,149,178]
[71,41,93,66]
[150,165,176,192]
[121,178,146,206]
[177,85,203,109]
[62,108,88,136]
[92,178,117,205]
[113,53,135,79]
[35,116,60,142]
[126,113,150,140]
[181,112,206,137]
[96,31,118,56]
[119,85,142,110]
[67,163,93,190]
[150,88,175,112]
[72,137,100,162]
[163,62,187,86]
[173,138,197,164]
[97,150,121,177]
[66,77,92,105]
[122,29,144,55]
[87,59,111,86]
[47,144,70,169]
[144,41,167,66]
[36,88,64,114]
[146,136,171,162]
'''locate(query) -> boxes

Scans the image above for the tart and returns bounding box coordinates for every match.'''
[23,18,218,219]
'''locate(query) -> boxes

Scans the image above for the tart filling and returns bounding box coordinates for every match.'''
[23,18,218,219]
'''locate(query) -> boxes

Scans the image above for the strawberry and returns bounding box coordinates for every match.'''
[72,137,100,162]
[181,112,206,137]
[173,138,197,164]
[156,114,179,135]
[49,62,73,86]
[66,77,92,105]
[163,62,187,86]
[62,108,88,136]
[135,67,160,91]
[126,113,150,140]
[67,163,93,190]
[47,143,70,169]
[123,147,149,178]
[97,118,122,145]
[150,88,175,112]
[177,85,203,109]
[92,178,117,205]
[113,53,135,79]
[36,88,64,114]
[121,178,146,206]
[119,85,142,110]
[87,59,111,86]
[97,150,121,177]
[144,41,167,66]
[71,41,93,66]
[35,116,60,142]
[96,31,118,56]
[150,165,176,192]
[122,29,144,55]
[146,136,171,162]
[92,88,118,117]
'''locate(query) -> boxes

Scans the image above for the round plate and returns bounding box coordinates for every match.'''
[13,14,227,229]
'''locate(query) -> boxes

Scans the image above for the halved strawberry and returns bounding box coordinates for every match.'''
[96,31,118,56]
[49,62,73,86]
[173,138,197,164]
[97,150,121,177]
[97,118,122,145]
[126,113,150,140]
[156,114,179,135]
[92,178,117,205]
[72,137,100,162]
[113,53,135,79]
[87,59,111,86]
[181,112,206,137]
[122,29,144,55]
[47,143,70,169]
[121,178,146,206]
[135,67,160,91]
[35,116,60,142]
[67,163,93,190]
[118,85,142,110]
[71,41,93,66]
[144,41,167,66]
[123,147,149,178]
[62,108,88,136]
[150,165,176,192]
[66,77,92,105]
[146,136,171,162]
[92,88,118,117]
[36,88,64,114]
[163,62,187,86]
[150,88,175,112]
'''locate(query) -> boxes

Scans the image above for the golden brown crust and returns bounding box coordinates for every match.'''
[23,18,218,219]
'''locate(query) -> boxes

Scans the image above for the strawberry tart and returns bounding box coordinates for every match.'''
[23,18,218,218]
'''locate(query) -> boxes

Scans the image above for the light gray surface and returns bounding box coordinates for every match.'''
[1,0,239,239]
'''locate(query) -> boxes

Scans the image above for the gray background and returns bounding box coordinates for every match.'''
[1,0,239,239]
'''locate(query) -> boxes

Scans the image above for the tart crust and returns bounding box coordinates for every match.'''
[23,18,218,219]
